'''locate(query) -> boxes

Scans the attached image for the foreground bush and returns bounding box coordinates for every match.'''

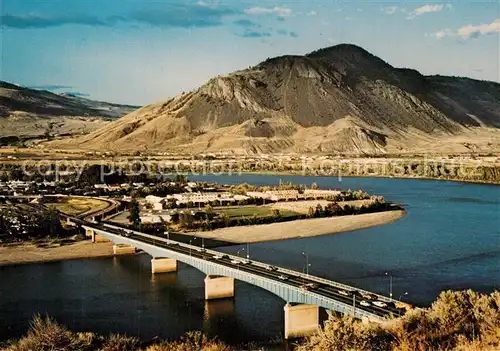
[3,316,232,351]
[4,290,499,351]
[298,290,500,351]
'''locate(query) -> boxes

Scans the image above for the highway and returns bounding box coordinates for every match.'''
[83,219,407,319]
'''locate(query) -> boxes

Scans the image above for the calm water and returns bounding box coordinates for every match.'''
[1,175,499,345]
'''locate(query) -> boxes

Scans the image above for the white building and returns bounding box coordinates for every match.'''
[302,189,341,199]
[140,214,172,223]
[173,192,234,205]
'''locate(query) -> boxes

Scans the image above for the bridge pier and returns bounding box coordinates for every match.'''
[85,229,110,243]
[151,258,177,274]
[113,244,136,255]
[204,276,234,300]
[284,303,319,339]
[85,228,94,240]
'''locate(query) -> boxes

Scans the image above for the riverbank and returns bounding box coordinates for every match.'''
[236,171,500,186]
[0,209,405,266]
[187,209,406,243]
[0,240,115,266]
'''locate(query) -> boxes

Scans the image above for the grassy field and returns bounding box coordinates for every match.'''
[47,198,110,216]
[215,206,299,219]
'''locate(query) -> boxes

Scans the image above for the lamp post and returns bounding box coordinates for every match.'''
[189,239,192,256]
[385,272,393,300]
[399,292,408,301]
[246,243,250,259]
[302,252,310,276]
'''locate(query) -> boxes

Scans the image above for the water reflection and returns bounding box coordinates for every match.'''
[203,299,235,336]
[1,176,499,347]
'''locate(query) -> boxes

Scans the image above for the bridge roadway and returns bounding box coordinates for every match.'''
[81,220,403,323]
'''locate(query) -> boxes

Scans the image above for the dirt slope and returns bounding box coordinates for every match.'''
[0,81,139,145]
[49,44,500,154]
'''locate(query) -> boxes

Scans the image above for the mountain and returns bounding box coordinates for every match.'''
[0,81,139,145]
[50,44,500,154]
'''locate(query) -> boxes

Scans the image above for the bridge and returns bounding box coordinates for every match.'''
[79,219,406,339]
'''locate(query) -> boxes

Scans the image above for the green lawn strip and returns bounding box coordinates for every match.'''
[215,206,299,219]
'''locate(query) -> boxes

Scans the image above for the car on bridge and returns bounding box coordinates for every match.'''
[278,274,289,281]
[213,254,229,260]
[372,301,388,308]
[300,283,319,291]
[267,265,278,271]
[360,300,371,307]
[338,289,351,296]
[361,292,378,300]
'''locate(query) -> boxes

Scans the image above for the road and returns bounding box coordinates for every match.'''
[87,220,407,319]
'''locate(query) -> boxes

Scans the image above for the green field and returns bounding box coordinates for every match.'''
[47,198,110,216]
[215,206,299,219]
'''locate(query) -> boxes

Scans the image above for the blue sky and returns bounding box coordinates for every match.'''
[1,0,499,105]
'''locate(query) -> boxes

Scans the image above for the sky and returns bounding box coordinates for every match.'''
[1,0,499,105]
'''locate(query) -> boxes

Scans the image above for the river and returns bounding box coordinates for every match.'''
[1,175,499,346]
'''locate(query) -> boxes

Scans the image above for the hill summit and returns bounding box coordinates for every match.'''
[54,44,500,154]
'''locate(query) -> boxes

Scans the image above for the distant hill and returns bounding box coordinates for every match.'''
[51,44,500,154]
[0,81,139,145]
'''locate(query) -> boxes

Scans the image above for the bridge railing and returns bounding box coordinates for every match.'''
[98,222,393,303]
[88,224,385,321]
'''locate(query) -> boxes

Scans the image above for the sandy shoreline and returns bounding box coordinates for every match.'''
[187,209,406,243]
[0,241,115,267]
[0,210,405,266]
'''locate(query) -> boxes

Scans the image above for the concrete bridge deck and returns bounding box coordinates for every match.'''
[82,220,404,324]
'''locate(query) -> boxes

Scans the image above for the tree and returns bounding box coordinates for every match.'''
[127,198,141,229]
[314,204,324,217]
[308,206,315,218]
[325,202,343,216]
[41,207,62,236]
[271,208,281,219]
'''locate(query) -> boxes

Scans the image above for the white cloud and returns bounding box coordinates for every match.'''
[433,19,500,39]
[244,6,292,17]
[457,18,500,38]
[432,29,453,40]
[382,6,398,15]
[195,1,218,8]
[407,4,451,19]
[307,10,317,16]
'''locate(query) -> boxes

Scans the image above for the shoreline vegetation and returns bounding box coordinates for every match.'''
[0,209,405,266]
[0,155,499,185]
[237,170,500,186]
[3,290,499,351]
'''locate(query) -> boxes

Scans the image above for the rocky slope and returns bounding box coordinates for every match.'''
[51,44,500,154]
[0,81,138,145]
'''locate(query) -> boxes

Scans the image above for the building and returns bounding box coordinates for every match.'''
[145,195,166,211]
[140,214,172,224]
[173,192,234,205]
[246,190,299,201]
[302,189,341,199]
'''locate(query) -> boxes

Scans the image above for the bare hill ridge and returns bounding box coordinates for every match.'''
[0,81,139,145]
[52,44,500,154]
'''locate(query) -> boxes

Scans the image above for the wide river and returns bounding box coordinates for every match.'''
[1,175,499,346]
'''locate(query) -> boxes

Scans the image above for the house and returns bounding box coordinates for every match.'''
[173,192,234,205]
[266,190,299,201]
[302,189,341,199]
